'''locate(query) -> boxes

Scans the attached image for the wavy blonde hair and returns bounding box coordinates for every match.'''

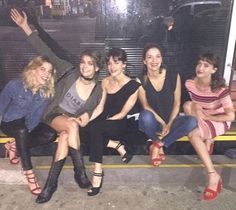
[21,56,56,98]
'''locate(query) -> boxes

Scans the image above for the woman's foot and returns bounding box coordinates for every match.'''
[115,142,133,163]
[4,141,19,164]
[205,139,215,155]
[87,171,104,196]
[149,141,164,167]
[24,170,41,195]
[203,171,222,201]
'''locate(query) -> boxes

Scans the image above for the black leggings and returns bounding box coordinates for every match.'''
[1,118,57,170]
[88,119,127,163]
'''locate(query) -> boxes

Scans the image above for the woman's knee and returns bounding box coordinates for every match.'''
[183,101,193,114]
[185,116,198,131]
[139,110,155,125]
[188,128,201,141]
[57,119,79,135]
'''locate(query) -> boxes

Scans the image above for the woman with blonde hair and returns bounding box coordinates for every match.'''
[0,56,57,195]
[10,8,103,203]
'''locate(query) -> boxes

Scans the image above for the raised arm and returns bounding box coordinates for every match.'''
[10,8,73,77]
[27,8,78,65]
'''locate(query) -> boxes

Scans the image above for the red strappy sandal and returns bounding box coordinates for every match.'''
[149,142,164,167]
[24,171,42,195]
[4,141,19,164]
[203,172,222,201]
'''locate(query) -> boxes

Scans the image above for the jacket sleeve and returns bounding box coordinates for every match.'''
[27,32,74,78]
[85,83,103,118]
[0,80,15,122]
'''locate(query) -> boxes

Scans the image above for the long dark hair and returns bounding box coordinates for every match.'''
[142,43,166,74]
[197,53,226,92]
[80,49,101,69]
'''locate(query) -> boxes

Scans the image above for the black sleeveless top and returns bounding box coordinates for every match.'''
[100,80,140,120]
[140,70,178,123]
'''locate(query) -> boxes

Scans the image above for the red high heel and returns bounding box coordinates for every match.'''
[203,172,222,201]
[4,141,19,164]
[149,142,164,167]
[24,171,41,195]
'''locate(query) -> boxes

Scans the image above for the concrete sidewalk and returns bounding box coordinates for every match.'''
[1,155,236,210]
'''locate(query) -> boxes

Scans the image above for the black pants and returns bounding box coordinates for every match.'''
[1,118,57,170]
[88,119,127,163]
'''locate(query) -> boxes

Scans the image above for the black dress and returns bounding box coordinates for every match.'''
[88,80,140,163]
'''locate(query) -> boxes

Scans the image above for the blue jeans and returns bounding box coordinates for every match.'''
[138,110,197,147]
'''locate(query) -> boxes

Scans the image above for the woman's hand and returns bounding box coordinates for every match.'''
[10,8,32,36]
[77,112,89,127]
[161,123,170,137]
[67,113,89,127]
[10,8,28,28]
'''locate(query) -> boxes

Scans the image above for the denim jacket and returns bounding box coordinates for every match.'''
[0,78,48,130]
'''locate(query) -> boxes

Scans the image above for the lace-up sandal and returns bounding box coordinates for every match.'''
[4,141,19,164]
[115,142,133,163]
[24,171,41,195]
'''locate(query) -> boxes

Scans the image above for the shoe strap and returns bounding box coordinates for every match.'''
[93,172,103,177]
[152,142,162,149]
[115,142,122,150]
[208,171,216,175]
[24,172,37,184]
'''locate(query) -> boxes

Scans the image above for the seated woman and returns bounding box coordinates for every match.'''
[138,43,197,166]
[184,53,235,201]
[87,48,140,196]
[0,56,57,195]
[10,9,102,203]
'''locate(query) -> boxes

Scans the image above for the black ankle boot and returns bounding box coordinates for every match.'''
[69,147,91,188]
[35,158,66,204]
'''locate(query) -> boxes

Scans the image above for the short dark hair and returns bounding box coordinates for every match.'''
[106,48,127,63]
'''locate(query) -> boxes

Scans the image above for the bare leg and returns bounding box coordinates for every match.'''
[54,132,69,161]
[51,116,80,150]
[205,139,215,155]
[188,128,221,198]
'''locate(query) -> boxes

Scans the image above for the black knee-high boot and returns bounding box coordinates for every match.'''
[35,158,66,204]
[69,147,91,188]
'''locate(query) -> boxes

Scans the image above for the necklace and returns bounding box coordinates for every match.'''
[78,77,94,85]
